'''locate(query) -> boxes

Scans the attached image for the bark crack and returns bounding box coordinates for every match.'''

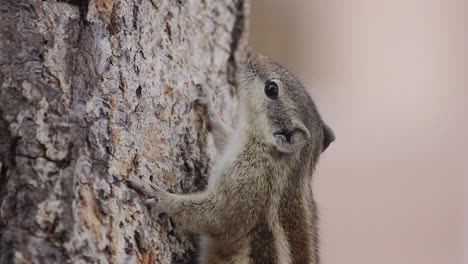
[226,0,246,87]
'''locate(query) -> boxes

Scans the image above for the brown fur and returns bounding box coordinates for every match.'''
[127,54,335,264]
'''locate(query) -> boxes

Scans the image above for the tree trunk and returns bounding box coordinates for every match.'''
[0,0,248,263]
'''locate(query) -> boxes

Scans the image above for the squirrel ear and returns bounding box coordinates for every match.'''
[322,124,335,152]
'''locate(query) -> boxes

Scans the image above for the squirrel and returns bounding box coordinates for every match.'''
[127,54,335,264]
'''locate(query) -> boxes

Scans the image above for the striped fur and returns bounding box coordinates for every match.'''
[127,54,334,264]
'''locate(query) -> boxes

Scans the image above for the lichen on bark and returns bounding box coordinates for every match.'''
[0,0,249,263]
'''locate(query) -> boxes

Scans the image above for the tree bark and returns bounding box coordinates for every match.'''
[0,0,248,263]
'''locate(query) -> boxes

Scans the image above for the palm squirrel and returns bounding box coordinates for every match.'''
[127,54,335,264]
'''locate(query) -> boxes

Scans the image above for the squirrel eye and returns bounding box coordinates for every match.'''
[264,80,279,99]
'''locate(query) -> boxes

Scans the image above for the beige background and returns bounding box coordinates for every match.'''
[249,1,467,264]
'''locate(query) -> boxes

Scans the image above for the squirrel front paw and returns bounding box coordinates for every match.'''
[272,122,311,154]
[126,178,174,213]
[193,95,216,117]
[127,178,164,197]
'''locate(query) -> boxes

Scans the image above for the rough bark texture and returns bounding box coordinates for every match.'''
[0,0,248,263]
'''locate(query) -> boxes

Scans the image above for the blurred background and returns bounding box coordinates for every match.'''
[249,1,467,264]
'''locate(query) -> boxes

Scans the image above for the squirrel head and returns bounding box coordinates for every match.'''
[238,54,335,154]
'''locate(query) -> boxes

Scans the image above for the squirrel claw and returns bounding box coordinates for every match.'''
[126,178,163,197]
[143,197,159,205]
